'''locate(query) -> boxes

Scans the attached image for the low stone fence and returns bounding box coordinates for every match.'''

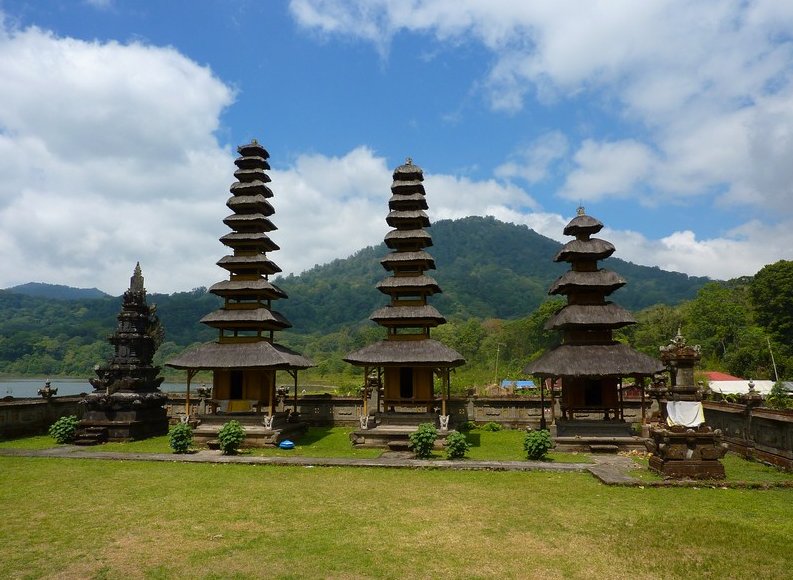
[2,392,652,439]
[167,393,649,430]
[703,401,793,470]
[0,396,84,438]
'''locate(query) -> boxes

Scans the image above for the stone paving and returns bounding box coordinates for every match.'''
[0,445,640,482]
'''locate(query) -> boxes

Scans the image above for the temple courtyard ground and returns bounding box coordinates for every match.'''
[1,429,792,578]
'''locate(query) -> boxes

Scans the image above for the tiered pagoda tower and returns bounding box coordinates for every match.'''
[525,208,663,442]
[167,140,312,446]
[345,159,464,443]
[77,263,168,443]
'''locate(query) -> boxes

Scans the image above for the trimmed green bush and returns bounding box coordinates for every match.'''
[169,422,193,454]
[409,423,438,459]
[456,420,476,432]
[444,431,471,460]
[523,429,552,460]
[482,421,502,432]
[218,420,246,455]
[48,415,80,444]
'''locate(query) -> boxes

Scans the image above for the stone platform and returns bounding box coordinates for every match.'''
[193,412,307,448]
[350,412,453,449]
[552,419,643,453]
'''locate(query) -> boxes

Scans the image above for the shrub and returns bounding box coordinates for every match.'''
[456,420,476,432]
[217,420,246,455]
[409,423,438,459]
[169,422,193,454]
[444,431,471,460]
[482,421,502,432]
[765,381,791,410]
[49,415,80,444]
[523,429,552,460]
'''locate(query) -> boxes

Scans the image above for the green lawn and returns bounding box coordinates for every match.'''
[1,457,792,579]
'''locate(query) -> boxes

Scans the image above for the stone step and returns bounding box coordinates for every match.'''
[387,439,412,451]
[589,444,620,453]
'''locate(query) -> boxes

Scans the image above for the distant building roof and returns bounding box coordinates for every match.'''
[709,380,775,395]
[703,371,742,381]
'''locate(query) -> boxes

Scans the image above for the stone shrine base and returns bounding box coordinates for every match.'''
[350,412,454,450]
[193,412,307,448]
[648,455,725,479]
[646,425,728,479]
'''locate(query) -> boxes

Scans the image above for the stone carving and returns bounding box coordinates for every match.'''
[263,415,275,430]
[439,415,450,432]
[359,415,369,430]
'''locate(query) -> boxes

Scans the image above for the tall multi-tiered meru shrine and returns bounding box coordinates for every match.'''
[345,159,465,447]
[525,208,664,450]
[167,140,313,446]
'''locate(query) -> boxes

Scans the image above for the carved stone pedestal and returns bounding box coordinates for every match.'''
[646,425,728,479]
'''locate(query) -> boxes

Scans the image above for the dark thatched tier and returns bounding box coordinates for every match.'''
[230,181,273,198]
[219,232,279,252]
[384,229,432,249]
[563,214,603,236]
[200,309,291,328]
[380,250,436,271]
[549,269,625,295]
[216,255,281,274]
[386,209,430,228]
[388,192,428,209]
[370,305,446,325]
[208,279,287,298]
[524,343,664,377]
[226,195,275,215]
[166,341,313,370]
[345,339,465,367]
[376,275,441,294]
[554,238,615,262]
[546,303,636,329]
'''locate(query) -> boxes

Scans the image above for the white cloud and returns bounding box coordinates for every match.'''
[290,0,793,216]
[0,19,235,294]
[495,131,568,184]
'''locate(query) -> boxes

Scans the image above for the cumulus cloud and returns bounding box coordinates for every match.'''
[0,19,235,294]
[289,0,793,215]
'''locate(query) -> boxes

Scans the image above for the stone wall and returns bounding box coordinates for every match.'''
[703,401,793,470]
[0,396,84,438]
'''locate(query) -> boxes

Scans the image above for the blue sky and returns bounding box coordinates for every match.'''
[1,0,792,293]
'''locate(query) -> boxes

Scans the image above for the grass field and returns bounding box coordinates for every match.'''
[1,456,792,579]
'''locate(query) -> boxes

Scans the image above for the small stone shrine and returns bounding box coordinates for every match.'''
[646,330,727,479]
[524,208,664,451]
[76,263,168,444]
[345,158,464,448]
[166,140,313,447]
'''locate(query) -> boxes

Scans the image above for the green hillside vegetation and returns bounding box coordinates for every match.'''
[276,216,709,333]
[3,218,789,390]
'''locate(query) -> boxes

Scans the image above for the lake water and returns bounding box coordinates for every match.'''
[0,378,187,399]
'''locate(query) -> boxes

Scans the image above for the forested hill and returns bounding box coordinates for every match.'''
[274,216,711,333]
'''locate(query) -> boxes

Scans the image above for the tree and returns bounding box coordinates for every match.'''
[750,260,793,347]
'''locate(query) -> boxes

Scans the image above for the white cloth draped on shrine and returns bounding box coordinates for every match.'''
[666,401,705,427]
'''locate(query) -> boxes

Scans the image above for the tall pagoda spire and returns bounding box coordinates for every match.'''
[345,158,463,433]
[167,140,312,440]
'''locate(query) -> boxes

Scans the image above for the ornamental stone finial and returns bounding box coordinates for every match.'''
[576,206,585,216]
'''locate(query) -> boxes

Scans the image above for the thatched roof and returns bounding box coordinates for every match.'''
[345,339,464,367]
[208,278,287,299]
[376,275,441,294]
[393,161,423,181]
[226,195,275,216]
[200,308,291,329]
[166,340,313,370]
[230,181,273,198]
[555,238,615,262]
[380,251,436,271]
[370,305,446,326]
[545,303,636,330]
[219,232,279,252]
[234,155,269,170]
[222,213,276,232]
[524,343,664,377]
[234,168,269,183]
[549,269,625,295]
[388,192,427,209]
[384,229,432,249]
[237,141,270,159]
[216,255,281,275]
[386,209,430,228]
[563,213,603,236]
